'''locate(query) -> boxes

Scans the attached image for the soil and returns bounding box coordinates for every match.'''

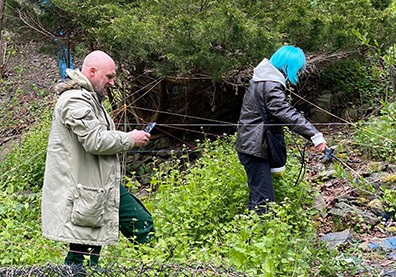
[0,40,60,146]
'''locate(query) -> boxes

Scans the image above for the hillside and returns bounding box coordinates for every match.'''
[1,40,59,147]
[1,39,396,276]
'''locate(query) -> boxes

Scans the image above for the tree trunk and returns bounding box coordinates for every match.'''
[0,0,6,77]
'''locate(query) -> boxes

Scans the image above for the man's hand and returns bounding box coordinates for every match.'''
[130,130,151,147]
[315,142,327,152]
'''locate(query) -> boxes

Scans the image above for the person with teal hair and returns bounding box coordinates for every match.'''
[235,46,327,216]
[269,45,306,85]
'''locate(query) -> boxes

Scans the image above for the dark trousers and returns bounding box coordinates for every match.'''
[65,184,155,266]
[238,152,275,215]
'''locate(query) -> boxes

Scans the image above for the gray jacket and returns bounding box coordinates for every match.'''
[42,69,135,246]
[235,59,325,159]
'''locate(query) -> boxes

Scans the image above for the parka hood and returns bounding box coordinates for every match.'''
[252,58,286,88]
[53,69,94,95]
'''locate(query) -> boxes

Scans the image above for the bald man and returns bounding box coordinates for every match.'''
[42,50,155,267]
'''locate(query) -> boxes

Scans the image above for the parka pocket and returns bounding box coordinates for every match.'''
[70,108,98,137]
[71,184,106,228]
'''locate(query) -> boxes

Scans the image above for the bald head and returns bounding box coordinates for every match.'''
[81,50,116,101]
[81,50,115,76]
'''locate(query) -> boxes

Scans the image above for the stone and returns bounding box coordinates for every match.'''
[313,192,327,217]
[357,197,370,205]
[156,149,172,158]
[315,169,337,181]
[387,226,396,233]
[140,173,152,185]
[127,153,142,162]
[384,174,396,184]
[310,93,342,123]
[142,154,154,164]
[389,165,396,174]
[126,160,144,172]
[359,162,387,175]
[335,195,359,203]
[368,199,384,216]
[320,229,353,249]
[154,137,173,149]
[330,202,379,226]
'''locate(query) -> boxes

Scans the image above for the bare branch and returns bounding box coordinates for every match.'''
[8,4,62,41]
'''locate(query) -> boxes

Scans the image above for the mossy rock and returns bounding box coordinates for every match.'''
[384,174,396,184]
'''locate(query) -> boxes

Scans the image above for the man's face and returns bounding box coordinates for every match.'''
[91,61,116,101]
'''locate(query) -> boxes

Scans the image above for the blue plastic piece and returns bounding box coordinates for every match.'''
[368,237,396,250]
[57,47,74,79]
[368,242,380,249]
[385,238,396,249]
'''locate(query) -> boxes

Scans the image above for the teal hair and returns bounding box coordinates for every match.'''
[269,46,306,85]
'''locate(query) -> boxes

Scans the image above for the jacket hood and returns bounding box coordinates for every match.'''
[53,69,94,95]
[252,58,286,87]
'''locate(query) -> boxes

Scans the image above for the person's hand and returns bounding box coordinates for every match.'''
[315,142,327,152]
[130,130,151,147]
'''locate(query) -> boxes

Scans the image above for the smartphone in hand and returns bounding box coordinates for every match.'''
[144,122,156,133]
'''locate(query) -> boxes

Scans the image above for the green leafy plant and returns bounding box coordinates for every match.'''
[0,115,52,193]
[382,188,396,214]
[319,57,390,120]
[0,192,65,265]
[115,134,361,276]
[0,133,362,275]
[353,101,396,163]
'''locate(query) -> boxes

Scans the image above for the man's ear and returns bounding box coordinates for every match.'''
[89,67,97,76]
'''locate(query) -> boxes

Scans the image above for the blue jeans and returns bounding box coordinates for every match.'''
[238,152,275,215]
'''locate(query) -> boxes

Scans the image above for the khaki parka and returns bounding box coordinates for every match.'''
[42,69,134,246]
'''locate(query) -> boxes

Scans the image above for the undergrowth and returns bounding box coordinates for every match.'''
[353,100,396,163]
[0,132,362,275]
[104,135,361,276]
[0,115,52,193]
